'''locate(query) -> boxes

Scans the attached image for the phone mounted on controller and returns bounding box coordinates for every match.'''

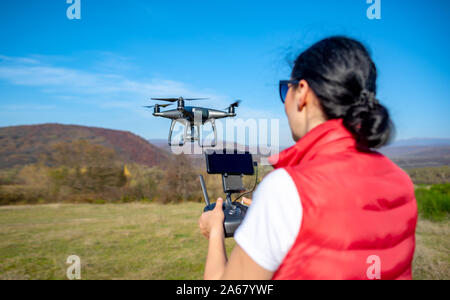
[199,150,257,238]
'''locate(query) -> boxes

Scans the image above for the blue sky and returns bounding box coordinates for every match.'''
[0,0,449,147]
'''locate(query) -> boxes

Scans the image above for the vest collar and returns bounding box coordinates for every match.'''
[269,118,356,169]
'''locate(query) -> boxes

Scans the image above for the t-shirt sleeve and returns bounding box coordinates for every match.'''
[234,168,303,272]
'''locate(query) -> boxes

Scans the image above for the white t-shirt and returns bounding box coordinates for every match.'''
[234,168,303,272]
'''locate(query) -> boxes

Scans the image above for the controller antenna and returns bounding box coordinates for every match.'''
[199,175,210,206]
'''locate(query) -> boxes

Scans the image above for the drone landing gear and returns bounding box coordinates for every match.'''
[168,119,217,148]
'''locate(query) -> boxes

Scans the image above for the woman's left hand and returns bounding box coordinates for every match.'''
[198,197,225,239]
[242,197,252,206]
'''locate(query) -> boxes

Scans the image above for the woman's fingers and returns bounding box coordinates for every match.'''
[215,198,223,211]
[242,197,252,206]
[198,198,226,239]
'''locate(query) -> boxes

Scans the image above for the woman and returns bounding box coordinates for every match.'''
[198,36,417,280]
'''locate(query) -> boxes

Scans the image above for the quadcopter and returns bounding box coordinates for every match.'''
[144,97,241,147]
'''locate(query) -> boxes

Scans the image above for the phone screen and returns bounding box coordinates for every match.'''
[205,151,254,175]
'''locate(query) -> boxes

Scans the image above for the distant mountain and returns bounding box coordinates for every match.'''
[150,137,450,169]
[0,124,169,169]
[148,139,171,151]
[388,138,450,147]
[380,138,450,169]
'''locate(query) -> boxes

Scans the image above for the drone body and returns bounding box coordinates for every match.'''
[145,97,240,147]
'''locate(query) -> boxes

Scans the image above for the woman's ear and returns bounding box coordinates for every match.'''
[295,80,309,112]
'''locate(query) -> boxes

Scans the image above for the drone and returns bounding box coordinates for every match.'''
[144,97,241,147]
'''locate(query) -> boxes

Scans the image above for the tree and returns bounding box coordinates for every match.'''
[159,154,201,203]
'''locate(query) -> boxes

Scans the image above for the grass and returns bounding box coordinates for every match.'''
[413,218,450,280]
[0,203,448,280]
[0,202,235,280]
[415,184,450,221]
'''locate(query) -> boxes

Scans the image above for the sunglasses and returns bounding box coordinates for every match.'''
[279,80,299,103]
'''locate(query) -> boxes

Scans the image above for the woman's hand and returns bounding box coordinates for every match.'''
[242,197,252,206]
[199,197,252,239]
[199,198,225,239]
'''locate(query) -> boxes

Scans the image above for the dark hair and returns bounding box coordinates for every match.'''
[291,36,393,149]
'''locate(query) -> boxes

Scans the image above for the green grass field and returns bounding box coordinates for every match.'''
[0,203,448,280]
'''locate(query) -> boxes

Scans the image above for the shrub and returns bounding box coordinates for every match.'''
[0,185,48,205]
[407,166,450,185]
[415,184,450,221]
[123,164,164,202]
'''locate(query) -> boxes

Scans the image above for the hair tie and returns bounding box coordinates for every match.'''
[355,89,379,109]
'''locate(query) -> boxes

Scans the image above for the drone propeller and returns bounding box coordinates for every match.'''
[184,98,209,101]
[223,100,242,110]
[151,98,179,102]
[150,97,209,102]
[143,104,173,109]
[150,98,178,102]
[231,100,242,107]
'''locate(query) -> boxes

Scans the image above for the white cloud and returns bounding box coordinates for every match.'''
[0,104,56,111]
[0,54,227,109]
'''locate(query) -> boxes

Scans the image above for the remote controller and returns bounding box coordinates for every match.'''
[199,175,248,238]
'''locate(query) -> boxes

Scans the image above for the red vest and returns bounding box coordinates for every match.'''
[269,119,417,280]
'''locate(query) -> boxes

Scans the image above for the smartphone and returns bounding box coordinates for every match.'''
[205,151,254,175]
